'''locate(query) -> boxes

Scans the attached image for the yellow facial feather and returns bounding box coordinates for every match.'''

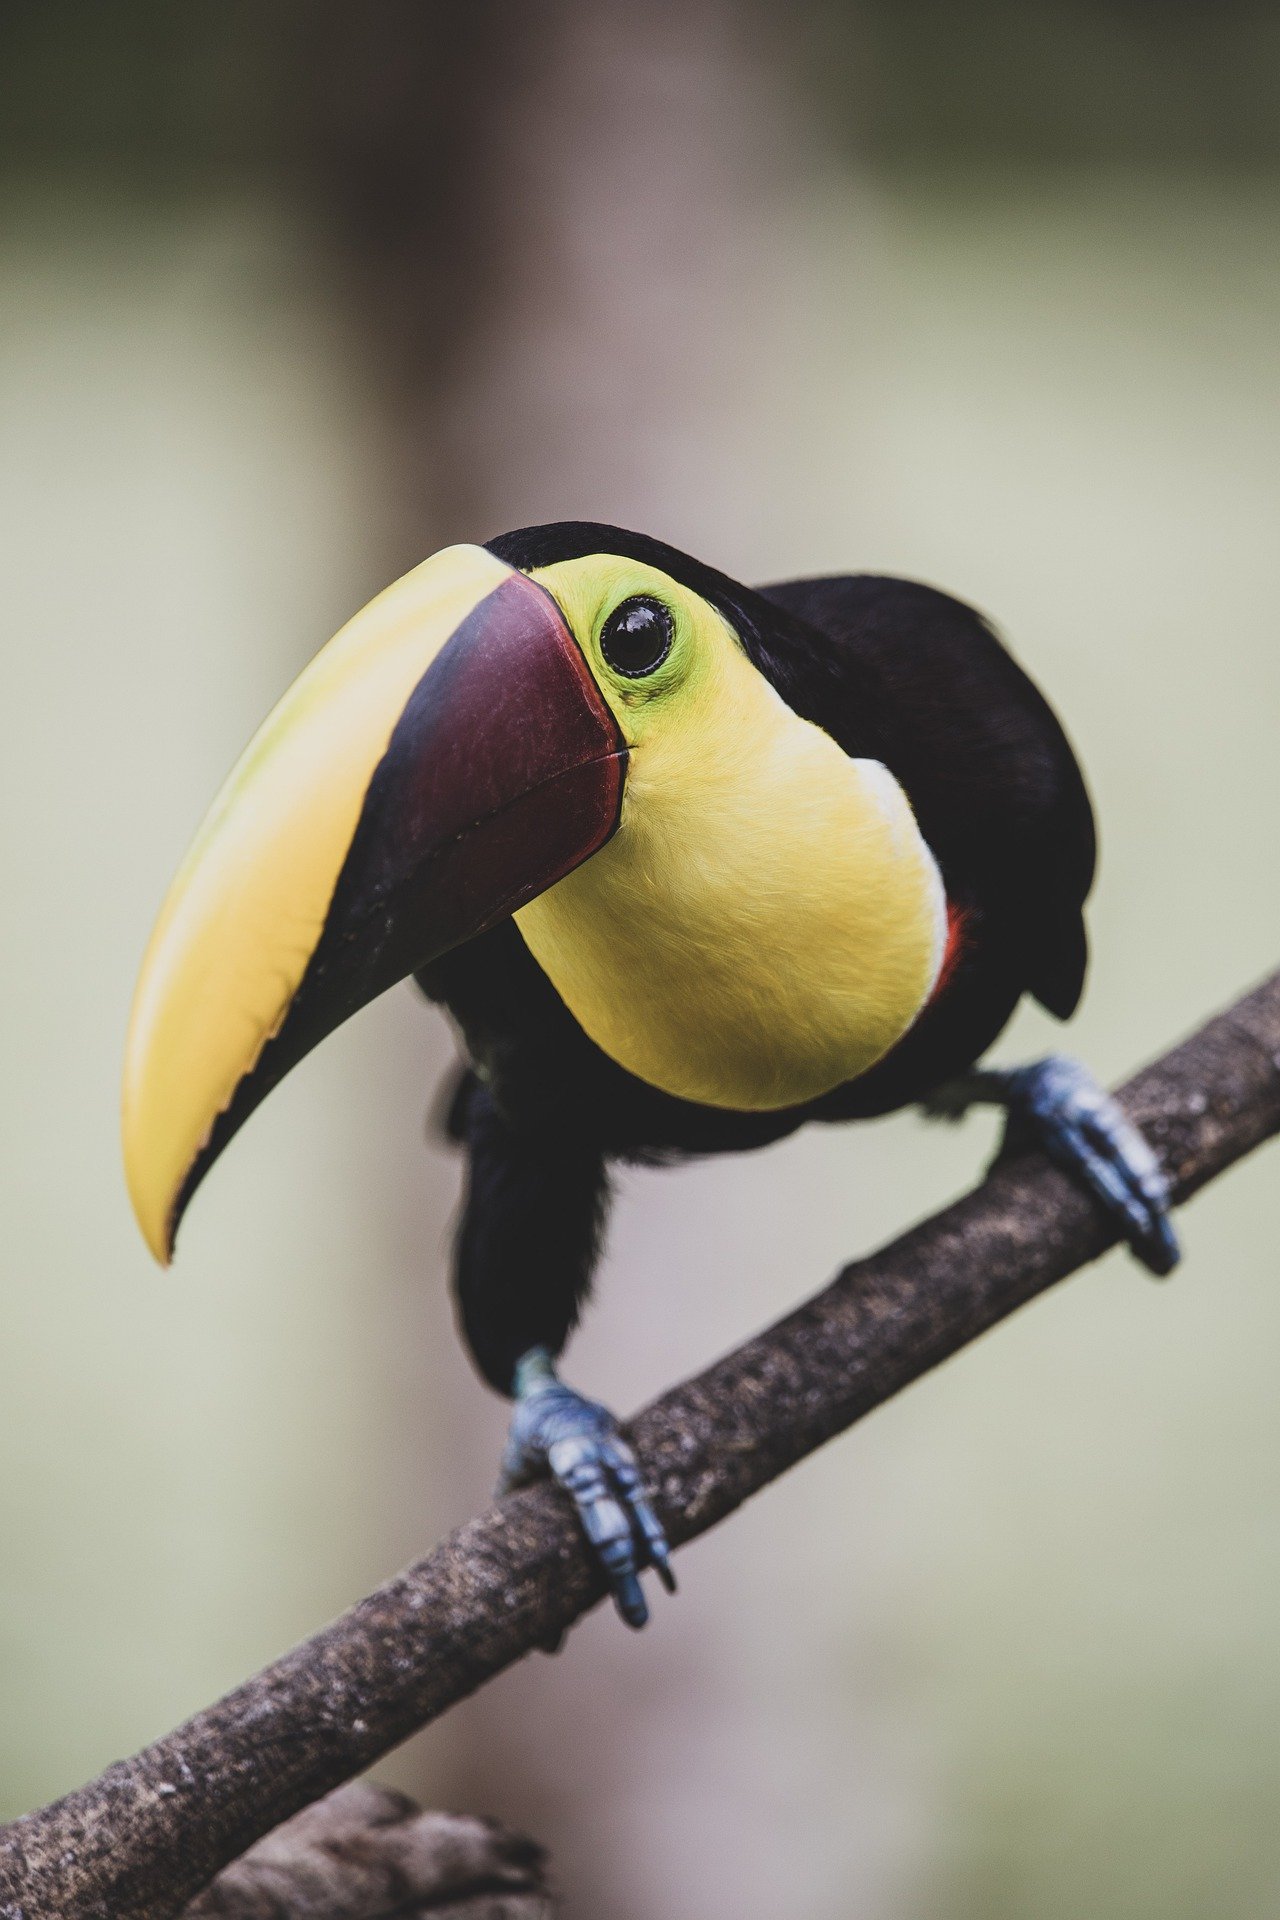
[515,555,946,1110]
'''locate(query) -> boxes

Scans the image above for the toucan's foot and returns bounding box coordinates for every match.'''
[925,1054,1180,1276]
[499,1348,675,1630]
[1003,1056,1181,1274]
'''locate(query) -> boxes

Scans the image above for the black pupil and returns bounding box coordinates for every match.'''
[599,596,674,678]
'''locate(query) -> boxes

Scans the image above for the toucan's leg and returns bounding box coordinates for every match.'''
[924,1054,1180,1276]
[452,1077,674,1630]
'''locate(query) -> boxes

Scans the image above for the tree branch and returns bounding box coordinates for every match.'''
[3,970,1278,1920]
[177,1782,553,1919]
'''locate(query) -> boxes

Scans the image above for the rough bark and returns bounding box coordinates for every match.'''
[2,969,1278,1920]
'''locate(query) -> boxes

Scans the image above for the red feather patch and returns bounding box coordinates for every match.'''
[930,902,970,1003]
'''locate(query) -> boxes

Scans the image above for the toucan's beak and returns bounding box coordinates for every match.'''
[123,543,625,1262]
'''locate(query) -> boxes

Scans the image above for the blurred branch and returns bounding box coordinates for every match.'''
[177,1782,552,1920]
[3,968,1279,1920]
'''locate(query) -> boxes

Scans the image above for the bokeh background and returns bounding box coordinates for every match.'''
[3,6,1280,1916]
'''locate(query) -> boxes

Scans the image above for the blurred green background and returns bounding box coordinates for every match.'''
[2,6,1279,1917]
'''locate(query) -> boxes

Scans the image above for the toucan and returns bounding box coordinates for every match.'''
[122,522,1178,1627]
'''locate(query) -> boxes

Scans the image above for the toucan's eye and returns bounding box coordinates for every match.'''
[599,596,674,679]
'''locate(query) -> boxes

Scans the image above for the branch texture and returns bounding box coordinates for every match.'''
[3,970,1278,1920]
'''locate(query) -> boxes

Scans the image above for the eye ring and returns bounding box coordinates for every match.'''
[599,595,675,680]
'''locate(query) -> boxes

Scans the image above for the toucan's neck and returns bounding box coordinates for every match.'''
[514,663,946,1111]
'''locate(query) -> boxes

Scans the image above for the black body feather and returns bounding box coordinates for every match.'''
[418,523,1096,1389]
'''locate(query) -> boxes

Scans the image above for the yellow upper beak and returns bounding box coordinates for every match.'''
[122,541,625,1263]
[122,544,513,1260]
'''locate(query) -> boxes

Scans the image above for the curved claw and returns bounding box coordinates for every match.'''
[500,1372,675,1629]
[602,1436,677,1594]
[1008,1055,1181,1277]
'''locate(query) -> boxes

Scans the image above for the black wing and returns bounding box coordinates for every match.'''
[754,573,1095,1023]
